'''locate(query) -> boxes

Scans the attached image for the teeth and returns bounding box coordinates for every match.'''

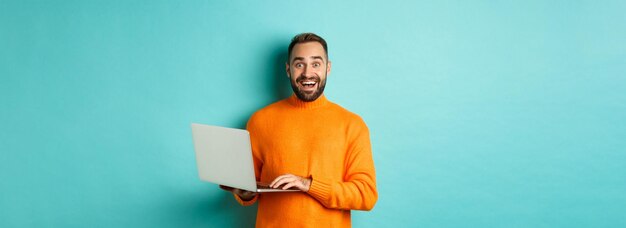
[302,81,316,85]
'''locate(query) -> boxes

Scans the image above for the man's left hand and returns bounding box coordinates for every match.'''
[269,174,311,192]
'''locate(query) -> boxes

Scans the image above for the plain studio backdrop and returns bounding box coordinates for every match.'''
[1,0,625,227]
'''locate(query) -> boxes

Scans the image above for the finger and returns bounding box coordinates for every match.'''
[234,189,256,200]
[234,188,251,195]
[271,178,287,188]
[273,177,297,188]
[242,191,257,198]
[270,174,292,187]
[282,182,299,190]
[271,178,289,189]
[220,185,234,192]
[270,174,294,188]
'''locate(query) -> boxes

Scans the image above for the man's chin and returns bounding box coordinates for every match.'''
[295,90,322,102]
[291,81,326,102]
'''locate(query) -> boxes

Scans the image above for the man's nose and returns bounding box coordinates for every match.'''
[302,65,313,77]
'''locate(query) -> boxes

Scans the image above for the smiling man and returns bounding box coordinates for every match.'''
[223,33,378,227]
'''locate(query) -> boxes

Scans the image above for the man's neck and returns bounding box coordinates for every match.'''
[287,94,328,109]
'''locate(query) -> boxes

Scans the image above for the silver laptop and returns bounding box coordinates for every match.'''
[191,123,299,193]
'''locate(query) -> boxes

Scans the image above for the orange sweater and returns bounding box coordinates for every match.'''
[234,94,378,227]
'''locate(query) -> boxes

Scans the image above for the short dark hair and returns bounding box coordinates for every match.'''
[287,32,328,63]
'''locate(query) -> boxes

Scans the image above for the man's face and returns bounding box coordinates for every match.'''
[286,42,331,102]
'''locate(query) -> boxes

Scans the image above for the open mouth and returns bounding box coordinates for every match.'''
[300,80,317,89]
[295,76,321,94]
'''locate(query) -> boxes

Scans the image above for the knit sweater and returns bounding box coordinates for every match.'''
[233,94,378,227]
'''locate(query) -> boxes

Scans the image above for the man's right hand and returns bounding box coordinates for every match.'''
[219,185,257,201]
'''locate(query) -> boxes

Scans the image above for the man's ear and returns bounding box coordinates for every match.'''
[285,62,290,78]
[326,61,332,75]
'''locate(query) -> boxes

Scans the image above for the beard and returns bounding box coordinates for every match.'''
[290,74,327,102]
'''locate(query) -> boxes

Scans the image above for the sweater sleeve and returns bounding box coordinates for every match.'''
[307,118,378,211]
[232,113,264,206]
[233,192,258,206]
[232,146,263,206]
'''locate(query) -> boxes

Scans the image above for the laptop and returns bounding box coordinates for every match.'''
[191,123,299,193]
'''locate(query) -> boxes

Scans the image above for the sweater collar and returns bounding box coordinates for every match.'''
[287,93,329,109]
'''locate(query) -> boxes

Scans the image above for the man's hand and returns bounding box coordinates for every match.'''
[269,174,311,192]
[219,185,257,201]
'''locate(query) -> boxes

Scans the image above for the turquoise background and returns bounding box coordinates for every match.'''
[1,0,625,227]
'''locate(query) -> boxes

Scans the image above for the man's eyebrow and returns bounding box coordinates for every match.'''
[292,57,305,62]
[291,56,326,63]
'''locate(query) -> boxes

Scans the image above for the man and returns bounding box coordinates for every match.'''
[222,33,378,227]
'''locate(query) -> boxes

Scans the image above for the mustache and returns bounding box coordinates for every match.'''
[295,75,320,83]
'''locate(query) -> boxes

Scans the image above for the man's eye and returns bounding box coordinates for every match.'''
[296,63,303,68]
[313,63,320,67]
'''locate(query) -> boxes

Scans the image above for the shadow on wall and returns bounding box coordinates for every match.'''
[179,40,291,227]
[233,41,291,129]
[270,44,292,101]
[164,188,257,227]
